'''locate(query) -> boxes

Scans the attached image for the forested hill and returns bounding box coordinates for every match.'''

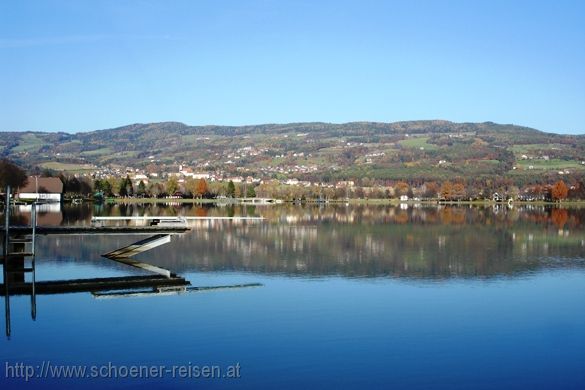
[1,120,584,184]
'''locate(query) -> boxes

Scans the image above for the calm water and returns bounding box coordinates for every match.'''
[1,204,585,389]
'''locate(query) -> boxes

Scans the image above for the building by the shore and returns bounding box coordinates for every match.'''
[17,176,63,203]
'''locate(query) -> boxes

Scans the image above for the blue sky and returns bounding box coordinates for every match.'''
[1,0,584,134]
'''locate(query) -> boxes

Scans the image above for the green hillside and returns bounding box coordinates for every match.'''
[2,120,584,184]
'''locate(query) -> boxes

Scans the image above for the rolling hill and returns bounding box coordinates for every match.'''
[1,120,584,184]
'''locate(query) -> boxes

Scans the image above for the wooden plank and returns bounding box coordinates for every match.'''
[103,234,171,259]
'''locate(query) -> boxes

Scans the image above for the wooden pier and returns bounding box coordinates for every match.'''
[0,275,189,296]
[2,189,263,338]
[5,225,190,235]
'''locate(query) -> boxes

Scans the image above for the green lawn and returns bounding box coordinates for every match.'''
[40,162,96,172]
[398,136,438,150]
[510,143,566,155]
[80,147,112,157]
[58,140,82,148]
[12,134,49,152]
[515,159,585,171]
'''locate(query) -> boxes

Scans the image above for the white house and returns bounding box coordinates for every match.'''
[192,173,210,180]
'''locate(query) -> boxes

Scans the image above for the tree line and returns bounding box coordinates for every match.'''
[0,159,582,202]
[92,176,256,200]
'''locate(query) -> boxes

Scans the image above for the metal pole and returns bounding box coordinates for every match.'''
[31,202,36,254]
[3,185,9,257]
[4,185,11,337]
[31,202,37,320]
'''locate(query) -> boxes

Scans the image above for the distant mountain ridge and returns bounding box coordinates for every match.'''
[1,120,584,183]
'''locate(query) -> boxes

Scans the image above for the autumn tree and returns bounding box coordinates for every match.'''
[440,181,453,200]
[423,182,439,199]
[195,179,208,198]
[551,180,568,202]
[394,181,410,197]
[234,183,243,198]
[452,183,466,201]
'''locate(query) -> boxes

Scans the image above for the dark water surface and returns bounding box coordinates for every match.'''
[1,203,584,389]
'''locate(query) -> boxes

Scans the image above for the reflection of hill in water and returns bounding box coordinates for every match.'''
[31,205,585,279]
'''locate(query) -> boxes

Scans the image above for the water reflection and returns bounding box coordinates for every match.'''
[2,204,585,387]
[12,204,584,279]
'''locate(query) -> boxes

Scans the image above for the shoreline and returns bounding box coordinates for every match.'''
[91,197,585,207]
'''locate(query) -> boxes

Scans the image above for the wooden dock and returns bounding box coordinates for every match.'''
[3,225,190,235]
[0,275,190,296]
[1,199,266,338]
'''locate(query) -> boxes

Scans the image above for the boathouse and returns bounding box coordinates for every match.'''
[17,176,63,203]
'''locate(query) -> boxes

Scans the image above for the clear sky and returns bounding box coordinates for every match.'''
[1,0,584,134]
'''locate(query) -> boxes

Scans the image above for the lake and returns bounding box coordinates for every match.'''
[1,203,584,389]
